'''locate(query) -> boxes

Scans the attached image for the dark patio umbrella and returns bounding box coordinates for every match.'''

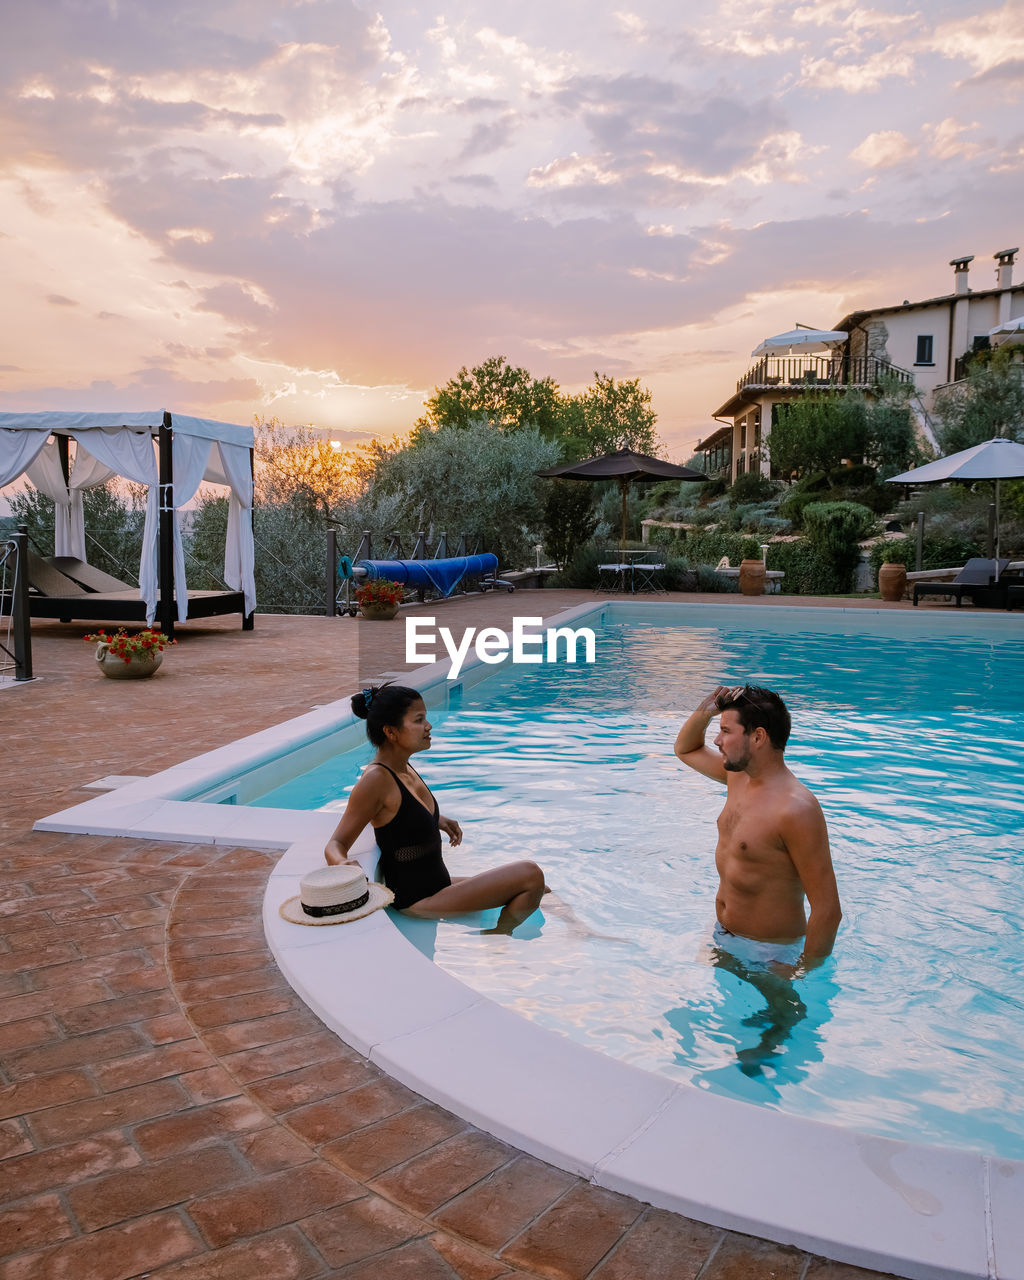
[536,448,706,546]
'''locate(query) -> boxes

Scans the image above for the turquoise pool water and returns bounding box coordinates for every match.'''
[256,606,1024,1159]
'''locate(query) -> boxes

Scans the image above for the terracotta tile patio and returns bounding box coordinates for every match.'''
[0,592,906,1279]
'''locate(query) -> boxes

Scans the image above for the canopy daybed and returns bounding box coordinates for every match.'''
[0,410,256,633]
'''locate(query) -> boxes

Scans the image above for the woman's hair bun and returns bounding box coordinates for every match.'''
[351,688,372,719]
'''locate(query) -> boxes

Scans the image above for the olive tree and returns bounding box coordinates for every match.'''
[368,420,560,566]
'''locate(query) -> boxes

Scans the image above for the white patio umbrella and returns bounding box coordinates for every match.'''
[988,315,1024,344]
[888,436,1024,562]
[751,327,848,357]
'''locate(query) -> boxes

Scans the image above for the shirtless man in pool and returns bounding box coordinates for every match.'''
[674,684,842,974]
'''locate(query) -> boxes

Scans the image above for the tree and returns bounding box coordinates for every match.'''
[414,356,562,438]
[932,347,1024,453]
[8,481,145,584]
[543,481,598,570]
[767,388,918,480]
[366,420,560,566]
[557,373,659,460]
[767,392,867,478]
[254,416,361,519]
[865,379,922,476]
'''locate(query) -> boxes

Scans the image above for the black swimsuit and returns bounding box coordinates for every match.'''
[372,764,452,910]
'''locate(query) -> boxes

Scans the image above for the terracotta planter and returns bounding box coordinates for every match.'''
[95,643,163,680]
[359,603,400,621]
[738,558,766,596]
[878,561,907,602]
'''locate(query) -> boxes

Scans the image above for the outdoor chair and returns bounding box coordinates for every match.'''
[630,551,667,594]
[912,558,1009,607]
[597,558,629,592]
[25,551,92,598]
[50,556,136,593]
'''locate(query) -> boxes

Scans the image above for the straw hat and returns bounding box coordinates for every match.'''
[279,864,393,926]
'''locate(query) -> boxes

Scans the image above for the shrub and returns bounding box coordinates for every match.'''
[696,565,739,592]
[867,533,986,575]
[768,539,853,595]
[840,483,895,515]
[728,503,789,533]
[683,528,762,566]
[829,463,877,487]
[548,541,603,589]
[728,472,777,506]
[799,501,877,594]
[779,488,825,528]
[868,540,916,575]
[661,557,699,591]
[699,475,729,500]
[801,501,878,555]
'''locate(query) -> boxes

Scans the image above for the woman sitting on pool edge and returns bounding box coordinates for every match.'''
[324,683,547,934]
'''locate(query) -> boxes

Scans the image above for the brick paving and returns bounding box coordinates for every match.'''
[0,593,906,1279]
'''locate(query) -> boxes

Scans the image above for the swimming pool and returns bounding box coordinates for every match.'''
[246,604,1024,1162]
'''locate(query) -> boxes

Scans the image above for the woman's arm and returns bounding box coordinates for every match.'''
[439,815,462,847]
[324,770,390,865]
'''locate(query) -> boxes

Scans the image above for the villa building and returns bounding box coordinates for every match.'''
[700,248,1023,481]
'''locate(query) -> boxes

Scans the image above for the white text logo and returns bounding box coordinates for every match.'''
[405,616,597,679]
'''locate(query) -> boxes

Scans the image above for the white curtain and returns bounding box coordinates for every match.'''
[67,446,117,559]
[70,429,159,621]
[0,429,50,488]
[25,440,116,559]
[213,442,256,617]
[170,434,213,623]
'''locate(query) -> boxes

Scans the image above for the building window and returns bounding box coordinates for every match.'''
[915,335,934,365]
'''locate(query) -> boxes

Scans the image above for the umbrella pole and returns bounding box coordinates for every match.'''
[620,479,628,551]
[996,479,1001,569]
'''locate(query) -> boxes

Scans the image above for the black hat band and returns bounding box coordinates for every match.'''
[301,890,370,918]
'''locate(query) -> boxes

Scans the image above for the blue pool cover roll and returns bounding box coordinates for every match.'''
[359,552,498,598]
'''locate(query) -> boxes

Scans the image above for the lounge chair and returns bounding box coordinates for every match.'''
[51,556,137,593]
[912,558,1009,607]
[12,549,250,630]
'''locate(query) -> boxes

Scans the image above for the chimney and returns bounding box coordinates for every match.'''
[950,255,973,295]
[994,247,1018,290]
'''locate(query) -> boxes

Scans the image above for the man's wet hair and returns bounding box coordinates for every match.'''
[715,685,791,750]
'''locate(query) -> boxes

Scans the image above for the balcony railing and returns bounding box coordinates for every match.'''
[736,354,914,394]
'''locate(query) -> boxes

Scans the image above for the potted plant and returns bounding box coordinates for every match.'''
[85,627,176,679]
[355,578,404,620]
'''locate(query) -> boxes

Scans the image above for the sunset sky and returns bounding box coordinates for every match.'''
[1,0,1021,460]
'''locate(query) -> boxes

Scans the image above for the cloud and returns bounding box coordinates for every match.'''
[924,117,982,160]
[800,47,916,92]
[849,129,918,168]
[47,293,78,306]
[0,371,260,414]
[458,113,519,161]
[961,56,1024,88]
[531,73,798,206]
[924,2,1024,79]
[0,0,1020,448]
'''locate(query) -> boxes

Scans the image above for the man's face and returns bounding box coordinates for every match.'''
[714,708,752,772]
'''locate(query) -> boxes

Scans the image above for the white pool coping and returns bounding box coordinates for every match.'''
[35,601,1024,1280]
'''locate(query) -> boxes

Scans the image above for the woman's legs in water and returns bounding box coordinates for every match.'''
[401,860,545,934]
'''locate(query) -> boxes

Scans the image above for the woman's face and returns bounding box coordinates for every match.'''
[387,698,432,753]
